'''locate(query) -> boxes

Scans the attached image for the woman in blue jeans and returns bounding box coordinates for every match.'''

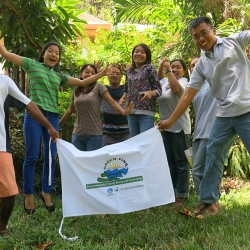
[59,64,133,151]
[0,41,113,214]
[119,44,161,136]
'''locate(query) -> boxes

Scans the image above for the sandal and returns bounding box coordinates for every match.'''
[193,202,218,217]
[172,197,188,208]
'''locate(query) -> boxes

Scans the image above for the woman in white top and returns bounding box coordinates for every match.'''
[158,58,191,207]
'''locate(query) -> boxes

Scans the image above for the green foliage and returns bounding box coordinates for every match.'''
[58,90,75,125]
[224,137,250,178]
[79,0,114,22]
[0,0,86,68]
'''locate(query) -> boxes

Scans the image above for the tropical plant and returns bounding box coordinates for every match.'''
[0,0,86,69]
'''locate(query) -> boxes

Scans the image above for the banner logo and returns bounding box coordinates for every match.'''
[98,158,128,182]
[85,157,143,189]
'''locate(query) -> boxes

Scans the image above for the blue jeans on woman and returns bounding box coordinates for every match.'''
[161,130,190,198]
[71,134,102,151]
[23,110,59,194]
[199,112,250,204]
[127,114,154,137]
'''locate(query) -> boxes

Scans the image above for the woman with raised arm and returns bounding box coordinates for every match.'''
[158,58,191,208]
[0,41,112,215]
[60,63,133,151]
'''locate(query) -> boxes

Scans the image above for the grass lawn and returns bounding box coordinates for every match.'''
[1,179,250,250]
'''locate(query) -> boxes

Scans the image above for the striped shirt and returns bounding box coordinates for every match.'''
[102,85,129,132]
[73,83,107,136]
[22,57,69,113]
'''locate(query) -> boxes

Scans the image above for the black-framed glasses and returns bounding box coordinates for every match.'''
[192,29,211,41]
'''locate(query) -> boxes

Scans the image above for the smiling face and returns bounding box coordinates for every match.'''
[190,22,217,52]
[133,46,147,68]
[170,60,186,79]
[80,65,96,80]
[42,45,60,68]
[108,67,122,88]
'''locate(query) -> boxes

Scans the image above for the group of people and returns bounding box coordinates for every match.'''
[1,15,250,235]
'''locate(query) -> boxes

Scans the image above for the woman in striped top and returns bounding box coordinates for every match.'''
[0,41,113,215]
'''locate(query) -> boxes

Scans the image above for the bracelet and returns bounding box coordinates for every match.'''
[166,69,172,74]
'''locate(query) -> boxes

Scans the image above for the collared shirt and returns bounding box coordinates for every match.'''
[188,31,250,117]
[192,80,218,141]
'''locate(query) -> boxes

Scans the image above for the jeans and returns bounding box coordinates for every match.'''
[127,114,154,137]
[192,139,209,196]
[161,130,190,198]
[23,110,59,194]
[72,134,102,151]
[200,112,250,203]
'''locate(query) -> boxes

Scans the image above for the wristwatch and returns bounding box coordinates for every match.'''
[166,69,172,74]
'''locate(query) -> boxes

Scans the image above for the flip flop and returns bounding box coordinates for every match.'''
[193,202,212,217]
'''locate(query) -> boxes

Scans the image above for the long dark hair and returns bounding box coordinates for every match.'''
[131,43,151,69]
[75,64,98,96]
[38,41,61,72]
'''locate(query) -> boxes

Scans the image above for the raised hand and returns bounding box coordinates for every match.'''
[94,60,104,73]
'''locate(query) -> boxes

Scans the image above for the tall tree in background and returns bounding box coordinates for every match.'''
[0,0,86,69]
[112,0,248,58]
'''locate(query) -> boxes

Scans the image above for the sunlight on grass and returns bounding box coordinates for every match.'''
[1,184,250,249]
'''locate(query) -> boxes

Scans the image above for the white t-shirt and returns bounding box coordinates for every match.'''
[0,75,30,153]
[158,77,191,134]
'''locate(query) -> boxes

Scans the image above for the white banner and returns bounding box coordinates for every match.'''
[57,127,174,218]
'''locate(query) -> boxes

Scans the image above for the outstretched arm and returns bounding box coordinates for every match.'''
[25,101,59,141]
[0,43,23,67]
[157,87,198,130]
[59,100,75,126]
[103,91,134,116]
[66,64,112,87]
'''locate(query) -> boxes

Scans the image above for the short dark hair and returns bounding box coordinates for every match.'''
[170,59,187,72]
[38,41,61,72]
[131,43,151,69]
[188,16,213,33]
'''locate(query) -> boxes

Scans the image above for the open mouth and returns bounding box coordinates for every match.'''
[49,58,56,63]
